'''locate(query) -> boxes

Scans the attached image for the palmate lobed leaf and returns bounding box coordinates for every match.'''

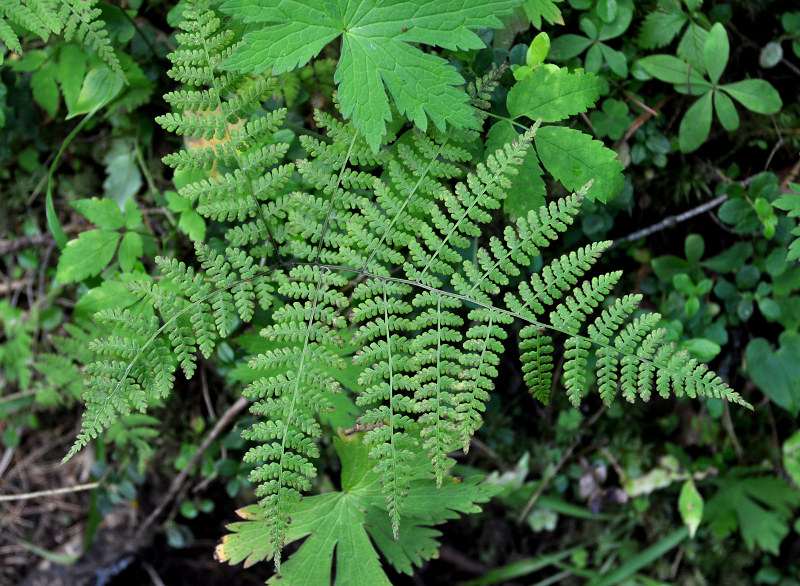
[220,0,523,150]
[216,431,501,585]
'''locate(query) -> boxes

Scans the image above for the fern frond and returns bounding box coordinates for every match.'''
[0,0,59,52]
[352,278,417,537]
[242,266,347,571]
[58,0,124,80]
[405,125,539,288]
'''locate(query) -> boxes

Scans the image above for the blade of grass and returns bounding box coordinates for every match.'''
[588,526,689,586]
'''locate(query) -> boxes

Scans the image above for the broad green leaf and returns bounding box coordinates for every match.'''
[721,79,782,114]
[118,232,143,273]
[507,67,602,122]
[681,338,720,361]
[534,125,623,202]
[550,34,593,60]
[123,198,143,230]
[600,43,627,77]
[746,332,800,415]
[220,0,522,151]
[216,433,501,584]
[73,278,144,322]
[713,90,739,131]
[637,54,704,85]
[701,242,753,274]
[71,198,126,230]
[103,138,142,208]
[67,67,124,119]
[486,122,545,218]
[783,430,800,488]
[684,234,705,263]
[678,480,703,538]
[703,23,729,84]
[56,44,87,111]
[585,43,603,73]
[638,9,686,49]
[522,0,564,28]
[596,0,617,24]
[589,98,630,140]
[597,0,633,41]
[526,32,551,66]
[56,230,121,283]
[677,20,708,72]
[679,92,712,153]
[705,476,800,554]
[31,61,59,117]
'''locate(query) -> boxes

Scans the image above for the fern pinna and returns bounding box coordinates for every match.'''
[65,0,750,575]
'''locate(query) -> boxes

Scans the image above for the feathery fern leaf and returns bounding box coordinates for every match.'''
[59,0,124,80]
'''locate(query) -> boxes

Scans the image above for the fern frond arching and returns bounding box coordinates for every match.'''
[243,265,348,571]
[58,0,124,80]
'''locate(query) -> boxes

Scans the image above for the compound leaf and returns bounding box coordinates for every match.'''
[217,431,500,584]
[221,0,522,151]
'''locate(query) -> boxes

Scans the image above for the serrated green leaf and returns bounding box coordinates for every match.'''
[704,23,729,85]
[522,0,564,28]
[534,125,623,202]
[486,122,545,218]
[677,21,708,72]
[679,92,712,153]
[71,198,125,230]
[124,198,142,230]
[713,90,739,131]
[507,67,602,122]
[221,0,521,151]
[56,230,121,283]
[217,433,501,585]
[118,232,143,273]
[638,8,687,49]
[721,79,782,114]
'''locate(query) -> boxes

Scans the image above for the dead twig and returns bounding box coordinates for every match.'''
[135,395,249,539]
[516,405,607,523]
[0,482,100,502]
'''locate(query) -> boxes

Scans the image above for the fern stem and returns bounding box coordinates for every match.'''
[313,134,358,265]
[270,268,326,570]
[382,279,401,539]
